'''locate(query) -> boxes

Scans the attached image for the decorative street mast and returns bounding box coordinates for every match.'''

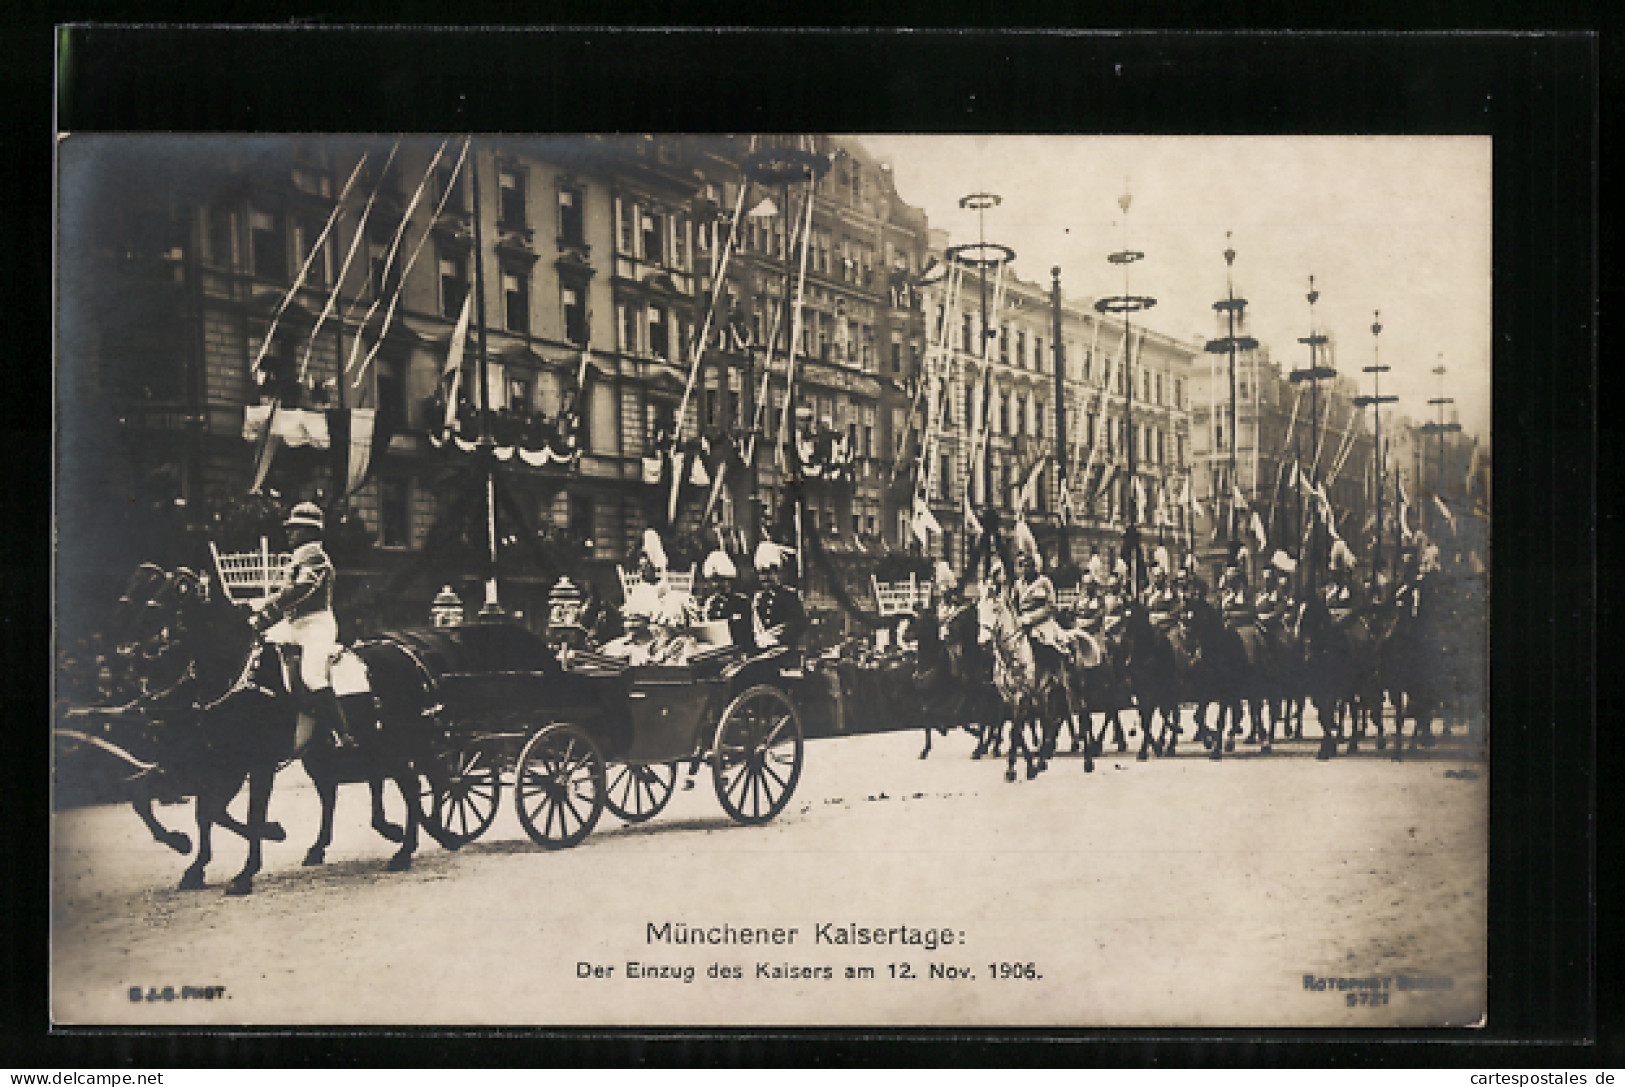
[468,140,505,619]
[1051,265,1068,567]
[1353,310,1397,582]
[1289,276,1336,596]
[1204,233,1258,556]
[1094,189,1156,595]
[741,141,828,557]
[1421,354,1461,537]
[945,193,1014,563]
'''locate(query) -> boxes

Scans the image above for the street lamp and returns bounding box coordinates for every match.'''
[945,192,1014,572]
[1289,275,1337,597]
[1353,310,1397,585]
[1204,232,1259,558]
[1094,189,1157,595]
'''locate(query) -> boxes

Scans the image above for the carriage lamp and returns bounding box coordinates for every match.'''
[431,585,466,629]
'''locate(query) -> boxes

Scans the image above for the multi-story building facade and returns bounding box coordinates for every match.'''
[1188,306,1375,571]
[57,134,931,631]
[916,253,1200,574]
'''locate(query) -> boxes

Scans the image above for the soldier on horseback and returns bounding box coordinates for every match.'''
[1076,573,1105,636]
[1324,539,1358,615]
[1011,530,1067,673]
[1220,560,1254,626]
[245,502,355,753]
[1144,560,1177,632]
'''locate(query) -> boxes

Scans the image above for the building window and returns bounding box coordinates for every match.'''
[438,160,468,213]
[616,198,636,255]
[962,313,973,353]
[570,494,593,544]
[891,335,902,373]
[1083,349,1093,382]
[647,306,668,360]
[673,214,690,271]
[1016,330,1026,369]
[562,284,588,346]
[559,185,584,246]
[439,252,468,319]
[379,479,410,548]
[498,167,527,228]
[1034,400,1044,439]
[1174,377,1183,408]
[502,270,530,334]
[509,377,532,415]
[940,453,952,500]
[205,206,236,270]
[1000,325,1010,363]
[1155,372,1163,404]
[641,210,664,265]
[1035,336,1045,373]
[291,217,330,287]
[375,357,409,433]
[248,207,286,281]
[617,303,637,355]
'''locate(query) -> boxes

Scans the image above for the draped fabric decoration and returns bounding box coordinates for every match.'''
[241,404,395,497]
[793,422,855,482]
[426,430,580,468]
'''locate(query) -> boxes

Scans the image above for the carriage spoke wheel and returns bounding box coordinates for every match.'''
[712,685,803,826]
[514,724,606,849]
[604,761,677,824]
[420,743,503,849]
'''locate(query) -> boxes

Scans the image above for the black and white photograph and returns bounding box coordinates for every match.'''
[49,127,1495,1029]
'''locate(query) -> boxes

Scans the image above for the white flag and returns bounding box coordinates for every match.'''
[441,292,474,432]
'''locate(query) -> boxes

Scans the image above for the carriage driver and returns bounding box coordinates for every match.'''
[247,501,354,752]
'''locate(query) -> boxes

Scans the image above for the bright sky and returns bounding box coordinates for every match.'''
[856,136,1491,440]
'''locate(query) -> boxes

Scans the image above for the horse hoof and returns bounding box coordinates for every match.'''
[1225,741,1236,753]
[1137,747,1149,762]
[302,848,325,867]
[374,820,405,844]
[223,876,253,897]
[177,871,206,891]
[386,851,413,872]
[1208,748,1223,761]
[162,832,192,855]
[972,751,984,761]
[1026,765,1040,781]
[1004,770,1017,783]
[262,822,286,843]
[1071,741,1081,754]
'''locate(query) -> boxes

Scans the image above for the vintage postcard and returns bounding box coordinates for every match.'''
[52,130,1490,1028]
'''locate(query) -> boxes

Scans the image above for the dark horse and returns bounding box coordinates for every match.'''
[1108,603,1184,761]
[99,563,448,893]
[909,602,1005,761]
[1377,585,1450,757]
[1295,597,1385,759]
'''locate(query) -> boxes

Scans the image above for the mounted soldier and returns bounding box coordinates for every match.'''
[1011,525,1068,674]
[245,502,355,752]
[1219,560,1254,626]
[1144,551,1177,633]
[1324,538,1359,615]
[1075,572,1105,637]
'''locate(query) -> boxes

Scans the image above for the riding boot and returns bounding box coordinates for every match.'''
[312,688,356,749]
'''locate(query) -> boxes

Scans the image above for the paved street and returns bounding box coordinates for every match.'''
[52,712,1486,1029]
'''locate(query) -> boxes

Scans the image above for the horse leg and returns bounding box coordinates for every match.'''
[223,764,274,896]
[920,726,933,759]
[386,770,417,872]
[1315,695,1340,760]
[370,776,405,843]
[303,770,339,867]
[1003,718,1020,783]
[1111,709,1128,753]
[177,797,215,890]
[131,790,191,855]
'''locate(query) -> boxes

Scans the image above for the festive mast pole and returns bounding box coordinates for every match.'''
[1421,355,1461,537]
[1354,310,1397,583]
[467,140,505,619]
[1094,188,1156,595]
[1289,275,1335,598]
[946,194,1014,571]
[1051,265,1068,567]
[1204,233,1258,560]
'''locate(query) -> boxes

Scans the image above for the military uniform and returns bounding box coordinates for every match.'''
[256,538,338,695]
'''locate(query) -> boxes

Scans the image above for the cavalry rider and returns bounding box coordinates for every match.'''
[1100,572,1128,640]
[1219,560,1255,626]
[752,540,808,651]
[1085,546,1107,588]
[247,501,354,752]
[1144,558,1178,632]
[1324,539,1358,614]
[1011,530,1068,669]
[1075,572,1105,636]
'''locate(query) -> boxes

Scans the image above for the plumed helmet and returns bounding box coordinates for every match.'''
[1014,520,1041,570]
[1270,549,1298,574]
[1153,545,1171,574]
[702,550,738,579]
[934,560,957,593]
[641,528,669,571]
[1330,538,1357,572]
[284,501,324,532]
[754,540,785,571]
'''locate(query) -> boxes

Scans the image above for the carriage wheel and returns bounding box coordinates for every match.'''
[604,761,678,824]
[712,685,803,826]
[514,724,606,849]
[420,742,503,849]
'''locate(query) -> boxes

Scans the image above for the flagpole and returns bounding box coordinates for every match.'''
[467,138,504,618]
[1290,275,1335,598]
[1204,233,1258,565]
